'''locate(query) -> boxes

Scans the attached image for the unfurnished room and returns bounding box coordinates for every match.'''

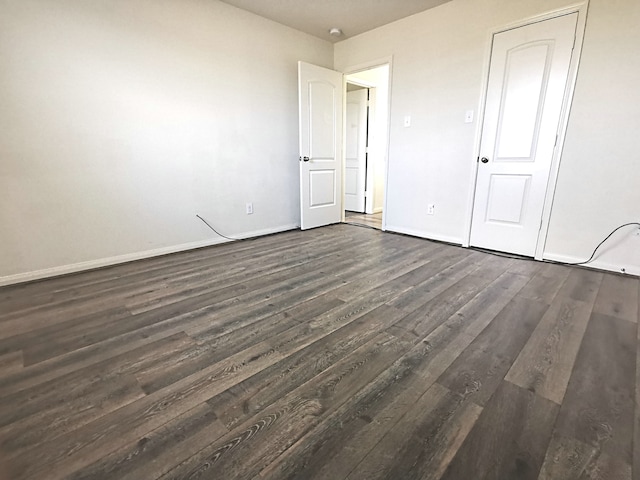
[0,0,639,479]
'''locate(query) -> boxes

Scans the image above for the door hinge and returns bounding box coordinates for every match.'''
[554,134,558,147]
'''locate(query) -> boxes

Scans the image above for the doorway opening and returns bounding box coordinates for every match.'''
[343,64,390,231]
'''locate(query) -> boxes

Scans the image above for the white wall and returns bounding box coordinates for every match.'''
[0,0,333,284]
[3,0,638,284]
[335,0,640,274]
[543,0,640,274]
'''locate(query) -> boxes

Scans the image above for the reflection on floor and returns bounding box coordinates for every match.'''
[345,211,383,230]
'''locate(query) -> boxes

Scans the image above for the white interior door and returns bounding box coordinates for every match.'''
[470,13,578,256]
[298,61,343,230]
[344,88,368,213]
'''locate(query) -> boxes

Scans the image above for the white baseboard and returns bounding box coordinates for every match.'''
[542,252,639,277]
[384,225,463,246]
[372,207,383,214]
[0,223,299,287]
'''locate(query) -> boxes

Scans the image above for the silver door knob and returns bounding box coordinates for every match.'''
[480,157,489,163]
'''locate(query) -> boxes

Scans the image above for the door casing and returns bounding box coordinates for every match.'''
[462,2,589,260]
[340,58,394,228]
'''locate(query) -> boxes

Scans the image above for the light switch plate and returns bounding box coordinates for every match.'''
[464,110,474,123]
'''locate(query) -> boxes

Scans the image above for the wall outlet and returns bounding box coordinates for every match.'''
[427,204,435,215]
[246,202,253,215]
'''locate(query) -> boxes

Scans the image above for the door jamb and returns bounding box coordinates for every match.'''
[340,57,393,229]
[461,2,590,260]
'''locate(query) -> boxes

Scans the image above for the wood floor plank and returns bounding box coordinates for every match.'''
[440,380,559,480]
[7,339,290,479]
[219,268,506,440]
[437,296,548,406]
[0,326,196,398]
[518,262,571,304]
[0,225,637,480]
[344,212,383,229]
[541,312,636,477]
[344,383,482,480]
[136,295,346,394]
[593,273,639,323]
[253,272,530,480]
[0,307,133,360]
[502,264,602,409]
[19,233,405,367]
[0,228,331,321]
[505,267,598,404]
[392,248,477,287]
[0,239,418,397]
[160,332,416,480]
[7,271,415,478]
[0,225,338,306]
[560,267,604,303]
[65,402,226,480]
[386,272,500,341]
[157,268,499,479]
[183,245,434,344]
[21,257,338,365]
[0,374,146,457]
[506,257,543,276]
[0,334,199,459]
[0,227,373,343]
[0,352,22,378]
[386,251,485,312]
[0,333,192,419]
[123,232,375,315]
[539,435,632,480]
[206,304,409,433]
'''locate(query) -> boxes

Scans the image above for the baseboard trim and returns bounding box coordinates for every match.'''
[542,252,639,277]
[384,225,463,246]
[0,223,299,287]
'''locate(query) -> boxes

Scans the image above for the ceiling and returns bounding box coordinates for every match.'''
[217,0,452,43]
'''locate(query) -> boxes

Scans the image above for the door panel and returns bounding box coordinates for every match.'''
[496,43,551,160]
[470,14,577,256]
[345,168,358,196]
[309,170,336,207]
[309,82,336,159]
[299,62,343,230]
[486,174,531,224]
[344,88,368,212]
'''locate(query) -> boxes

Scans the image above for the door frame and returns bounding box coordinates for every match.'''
[462,2,589,260]
[340,57,394,229]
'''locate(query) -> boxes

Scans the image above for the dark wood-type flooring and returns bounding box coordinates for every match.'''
[0,224,638,479]
[344,212,383,230]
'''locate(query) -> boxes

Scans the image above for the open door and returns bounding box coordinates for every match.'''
[344,87,368,213]
[298,61,343,230]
